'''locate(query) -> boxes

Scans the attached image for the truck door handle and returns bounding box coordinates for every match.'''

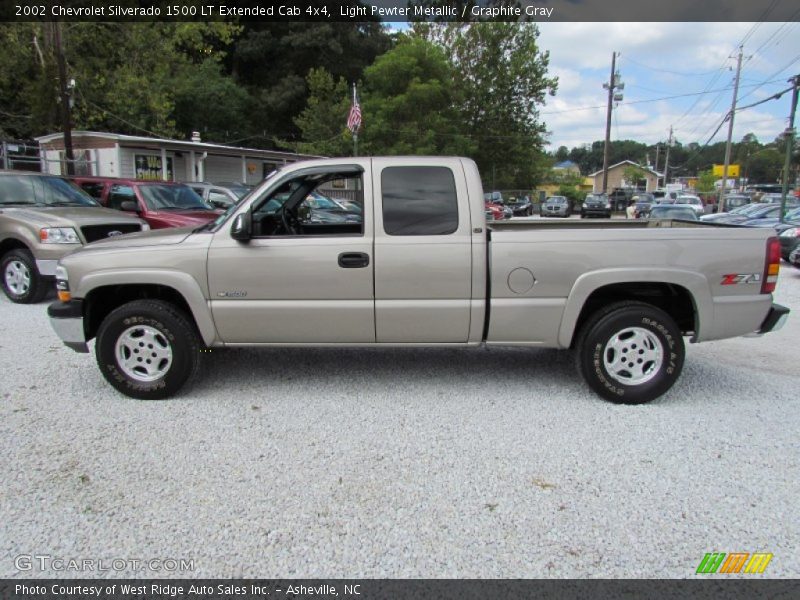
[338,252,370,268]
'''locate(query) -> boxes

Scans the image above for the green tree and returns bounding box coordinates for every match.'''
[696,169,716,193]
[359,36,474,156]
[228,21,391,144]
[293,68,352,156]
[415,23,558,188]
[622,164,647,188]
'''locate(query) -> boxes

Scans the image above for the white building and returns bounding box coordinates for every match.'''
[36,131,321,185]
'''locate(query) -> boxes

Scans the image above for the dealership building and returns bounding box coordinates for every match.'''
[35,131,320,185]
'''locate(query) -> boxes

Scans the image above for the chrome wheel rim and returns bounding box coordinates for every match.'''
[602,326,663,386]
[115,325,173,382]
[4,260,31,295]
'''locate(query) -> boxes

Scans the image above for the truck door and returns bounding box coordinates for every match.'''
[206,162,375,343]
[372,158,473,343]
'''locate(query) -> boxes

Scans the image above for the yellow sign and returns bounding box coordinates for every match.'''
[713,164,740,177]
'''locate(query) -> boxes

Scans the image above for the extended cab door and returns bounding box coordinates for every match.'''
[206,161,375,344]
[372,158,475,343]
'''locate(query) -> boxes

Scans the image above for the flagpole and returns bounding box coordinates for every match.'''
[353,83,358,157]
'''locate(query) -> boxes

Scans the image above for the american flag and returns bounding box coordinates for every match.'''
[347,90,361,134]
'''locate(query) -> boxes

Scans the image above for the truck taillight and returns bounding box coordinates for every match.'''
[762,237,780,294]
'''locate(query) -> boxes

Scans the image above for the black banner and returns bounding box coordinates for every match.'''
[2,0,799,23]
[2,580,800,600]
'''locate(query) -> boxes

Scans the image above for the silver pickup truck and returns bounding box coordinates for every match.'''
[48,157,788,404]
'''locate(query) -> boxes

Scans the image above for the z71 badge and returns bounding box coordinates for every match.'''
[721,273,761,285]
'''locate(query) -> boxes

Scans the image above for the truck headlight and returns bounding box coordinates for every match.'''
[582,203,588,209]
[605,201,611,209]
[140,222,150,231]
[40,227,80,244]
[55,264,71,302]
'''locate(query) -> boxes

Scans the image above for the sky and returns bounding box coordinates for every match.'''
[535,22,800,151]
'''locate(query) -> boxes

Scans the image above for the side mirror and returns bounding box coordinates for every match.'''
[120,200,138,213]
[230,212,252,241]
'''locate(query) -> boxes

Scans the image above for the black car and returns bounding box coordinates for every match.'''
[778,221,800,260]
[507,196,533,216]
[632,192,655,218]
[581,193,611,218]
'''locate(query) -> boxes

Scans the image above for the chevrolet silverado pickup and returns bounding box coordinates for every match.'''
[48,157,789,404]
[0,171,148,303]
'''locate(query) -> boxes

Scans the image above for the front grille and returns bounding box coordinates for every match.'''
[81,224,142,243]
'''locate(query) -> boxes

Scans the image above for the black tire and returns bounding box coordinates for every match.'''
[527,207,532,216]
[575,301,685,404]
[95,299,202,400]
[1,249,48,304]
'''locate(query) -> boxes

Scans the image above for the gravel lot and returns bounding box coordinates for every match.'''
[1,268,798,579]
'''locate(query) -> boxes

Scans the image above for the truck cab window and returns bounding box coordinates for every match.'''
[381,166,458,236]
[250,173,363,237]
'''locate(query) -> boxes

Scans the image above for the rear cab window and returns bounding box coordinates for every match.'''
[381,166,458,236]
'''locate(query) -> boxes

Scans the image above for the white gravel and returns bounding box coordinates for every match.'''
[1,270,798,579]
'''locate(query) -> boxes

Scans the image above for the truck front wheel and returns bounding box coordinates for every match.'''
[575,301,685,404]
[95,299,201,400]
[1,249,48,304]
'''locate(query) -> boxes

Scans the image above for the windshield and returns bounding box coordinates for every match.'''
[650,207,697,220]
[0,175,99,207]
[140,184,210,211]
[547,197,566,204]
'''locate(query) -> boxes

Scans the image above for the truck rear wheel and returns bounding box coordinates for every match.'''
[1,249,48,304]
[95,299,201,400]
[575,301,684,404]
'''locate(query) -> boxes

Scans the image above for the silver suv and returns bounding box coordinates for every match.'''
[0,171,147,303]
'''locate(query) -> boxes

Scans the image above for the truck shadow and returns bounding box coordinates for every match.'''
[194,346,579,397]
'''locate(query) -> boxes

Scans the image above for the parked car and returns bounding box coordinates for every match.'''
[676,194,705,218]
[580,193,611,218]
[608,188,634,211]
[507,196,533,216]
[701,202,758,223]
[716,203,786,226]
[297,191,361,224]
[484,201,504,221]
[48,156,788,405]
[0,171,147,303]
[789,246,800,268]
[632,193,655,218]
[71,176,222,229]
[540,195,571,217]
[738,203,800,228]
[719,194,751,213]
[778,222,800,260]
[648,205,699,221]
[188,182,250,209]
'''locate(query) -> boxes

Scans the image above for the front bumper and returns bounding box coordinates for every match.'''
[582,207,611,217]
[48,299,89,353]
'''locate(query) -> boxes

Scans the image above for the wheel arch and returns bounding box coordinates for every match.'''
[559,269,710,348]
[79,271,217,346]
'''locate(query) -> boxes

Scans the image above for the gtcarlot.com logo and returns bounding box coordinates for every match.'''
[15,554,195,573]
[696,552,773,574]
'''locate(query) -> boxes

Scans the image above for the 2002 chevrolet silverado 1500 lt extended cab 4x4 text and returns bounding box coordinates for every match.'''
[48,157,789,404]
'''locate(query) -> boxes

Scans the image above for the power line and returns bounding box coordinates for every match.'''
[617,56,721,77]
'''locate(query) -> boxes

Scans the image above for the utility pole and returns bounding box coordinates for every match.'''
[719,46,744,214]
[663,126,673,188]
[780,74,799,223]
[654,143,661,183]
[601,52,620,194]
[51,22,75,175]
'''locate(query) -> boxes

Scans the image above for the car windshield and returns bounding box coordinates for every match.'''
[784,207,800,220]
[139,184,210,211]
[650,206,697,220]
[678,196,701,205]
[547,197,566,204]
[0,175,98,207]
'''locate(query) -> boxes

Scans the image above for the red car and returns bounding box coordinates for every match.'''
[71,176,222,229]
[485,201,504,221]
